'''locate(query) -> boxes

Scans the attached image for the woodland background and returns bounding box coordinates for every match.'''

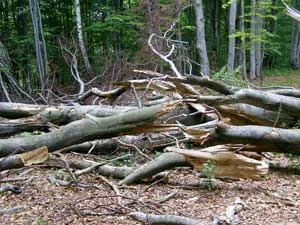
[0,0,300,101]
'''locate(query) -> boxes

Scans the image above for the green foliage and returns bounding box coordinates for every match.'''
[86,12,143,54]
[0,0,298,93]
[212,66,247,87]
[202,159,216,191]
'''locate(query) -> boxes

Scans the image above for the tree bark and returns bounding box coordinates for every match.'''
[255,0,264,79]
[194,0,210,77]
[207,122,300,154]
[197,88,300,117]
[290,0,300,68]
[250,0,256,80]
[74,0,93,77]
[0,102,179,157]
[29,0,48,90]
[227,0,238,72]
[239,0,247,79]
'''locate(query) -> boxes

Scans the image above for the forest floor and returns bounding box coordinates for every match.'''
[0,154,299,225]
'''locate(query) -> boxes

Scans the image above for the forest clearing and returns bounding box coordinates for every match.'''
[0,0,300,224]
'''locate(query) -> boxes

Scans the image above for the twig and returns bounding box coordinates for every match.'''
[131,82,142,108]
[57,153,77,181]
[116,139,153,161]
[273,101,282,127]
[0,205,26,215]
[74,154,131,176]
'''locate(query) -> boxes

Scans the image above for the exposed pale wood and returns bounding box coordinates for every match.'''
[129,212,204,225]
[0,146,48,171]
[168,147,268,180]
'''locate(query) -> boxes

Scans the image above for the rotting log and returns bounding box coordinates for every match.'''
[0,102,181,157]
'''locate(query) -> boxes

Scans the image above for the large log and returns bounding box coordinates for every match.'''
[0,102,133,119]
[205,122,300,154]
[197,89,300,117]
[0,102,180,157]
[0,102,201,135]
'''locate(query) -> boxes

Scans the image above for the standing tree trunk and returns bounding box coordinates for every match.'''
[227,0,238,72]
[145,0,160,35]
[255,0,264,80]
[290,0,300,68]
[250,0,256,80]
[239,0,247,79]
[74,0,93,77]
[194,0,210,77]
[211,0,221,69]
[29,0,48,90]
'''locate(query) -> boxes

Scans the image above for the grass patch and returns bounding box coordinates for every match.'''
[261,69,300,87]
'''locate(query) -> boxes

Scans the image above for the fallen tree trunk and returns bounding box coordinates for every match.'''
[0,146,48,171]
[0,102,133,119]
[129,212,204,225]
[206,122,300,154]
[120,145,268,185]
[0,102,180,157]
[0,116,46,135]
[0,102,201,135]
[217,104,297,126]
[120,152,189,185]
[196,89,300,117]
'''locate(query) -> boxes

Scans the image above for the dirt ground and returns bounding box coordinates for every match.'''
[0,156,299,225]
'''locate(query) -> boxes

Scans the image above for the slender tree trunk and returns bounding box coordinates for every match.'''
[211,0,220,69]
[29,0,48,90]
[74,0,93,77]
[227,0,237,72]
[290,0,300,68]
[255,0,264,79]
[194,0,210,77]
[239,0,247,79]
[250,0,256,80]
